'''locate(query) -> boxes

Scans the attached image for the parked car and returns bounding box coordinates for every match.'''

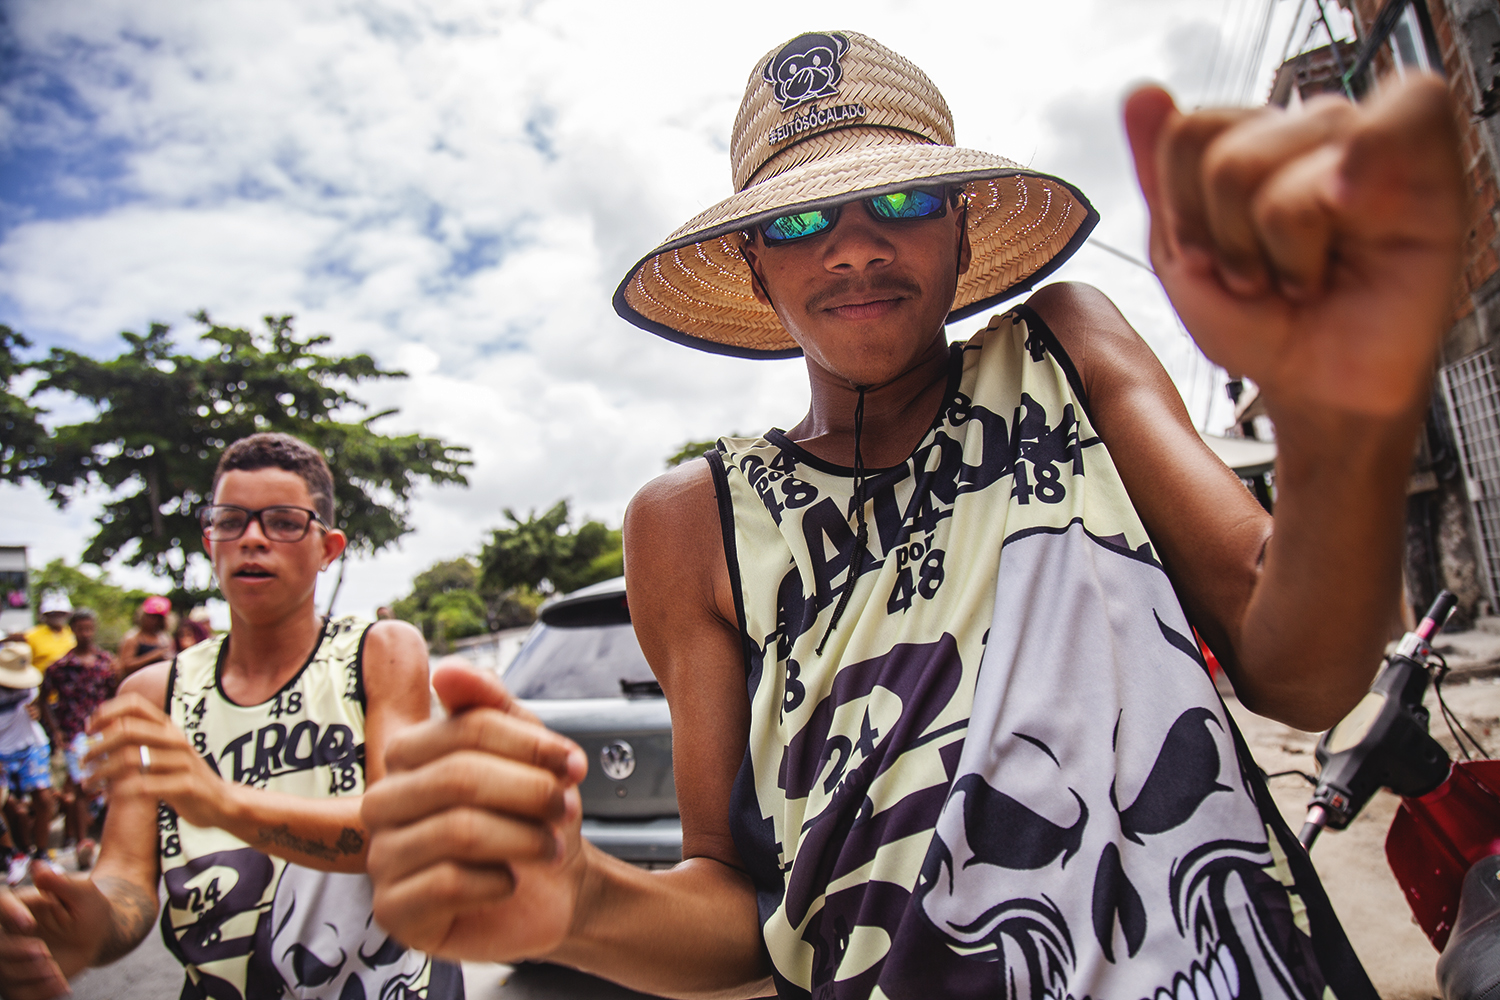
[502,577,679,864]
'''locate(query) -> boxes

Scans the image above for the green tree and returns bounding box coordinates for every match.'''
[479,500,622,596]
[665,435,736,468]
[1,326,48,482]
[391,557,541,651]
[27,559,152,650]
[18,313,471,605]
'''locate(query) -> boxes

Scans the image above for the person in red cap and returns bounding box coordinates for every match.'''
[114,596,175,680]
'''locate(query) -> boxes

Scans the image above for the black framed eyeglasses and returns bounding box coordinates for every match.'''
[756,186,953,246]
[199,504,326,542]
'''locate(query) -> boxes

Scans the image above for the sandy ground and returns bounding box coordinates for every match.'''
[1228,654,1500,1000]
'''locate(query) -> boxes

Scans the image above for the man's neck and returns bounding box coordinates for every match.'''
[789,333,953,469]
[221,602,324,703]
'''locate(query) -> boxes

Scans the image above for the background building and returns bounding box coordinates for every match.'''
[1271,1,1500,626]
[0,546,31,635]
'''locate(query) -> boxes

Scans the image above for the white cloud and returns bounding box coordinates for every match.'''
[1,0,1296,613]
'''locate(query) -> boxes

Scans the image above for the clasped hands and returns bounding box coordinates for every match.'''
[361,664,588,961]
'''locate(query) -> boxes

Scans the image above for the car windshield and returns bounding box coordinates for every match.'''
[504,621,655,699]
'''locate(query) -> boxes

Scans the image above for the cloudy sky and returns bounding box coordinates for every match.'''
[0,0,1349,617]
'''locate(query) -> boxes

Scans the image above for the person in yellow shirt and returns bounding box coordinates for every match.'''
[11,595,74,673]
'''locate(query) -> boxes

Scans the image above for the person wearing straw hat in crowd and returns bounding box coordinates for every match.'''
[0,643,54,888]
[361,30,1464,1000]
[5,595,74,675]
[0,433,461,999]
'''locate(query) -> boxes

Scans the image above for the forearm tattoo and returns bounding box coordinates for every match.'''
[256,824,365,861]
[95,875,159,966]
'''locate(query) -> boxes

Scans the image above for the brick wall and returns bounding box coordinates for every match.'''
[1338,0,1500,620]
[1343,0,1500,358]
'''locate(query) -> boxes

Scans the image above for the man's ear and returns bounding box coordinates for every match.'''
[321,528,348,568]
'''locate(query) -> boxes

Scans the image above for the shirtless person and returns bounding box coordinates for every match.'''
[114,596,175,680]
[361,32,1464,1000]
[0,432,463,999]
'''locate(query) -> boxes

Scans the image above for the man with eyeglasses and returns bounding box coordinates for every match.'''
[362,30,1464,1000]
[0,432,463,999]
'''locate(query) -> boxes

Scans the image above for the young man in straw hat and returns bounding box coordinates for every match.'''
[0,433,463,999]
[363,30,1465,1000]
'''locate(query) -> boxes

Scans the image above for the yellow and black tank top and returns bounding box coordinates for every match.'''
[160,615,463,1000]
[707,307,1375,1000]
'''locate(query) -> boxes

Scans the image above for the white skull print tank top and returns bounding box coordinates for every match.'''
[707,308,1375,1000]
[160,616,463,1000]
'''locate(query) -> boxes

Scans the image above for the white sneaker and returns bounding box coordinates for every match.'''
[5,854,28,887]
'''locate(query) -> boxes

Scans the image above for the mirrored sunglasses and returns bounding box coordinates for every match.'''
[758,186,951,245]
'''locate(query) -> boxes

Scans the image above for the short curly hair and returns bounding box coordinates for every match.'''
[213,433,336,525]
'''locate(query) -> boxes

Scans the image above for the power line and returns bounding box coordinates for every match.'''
[1236,0,1280,104]
[1278,0,1312,65]
[1086,237,1155,274]
[1198,0,1236,104]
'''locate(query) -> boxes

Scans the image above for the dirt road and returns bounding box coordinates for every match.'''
[1229,672,1500,999]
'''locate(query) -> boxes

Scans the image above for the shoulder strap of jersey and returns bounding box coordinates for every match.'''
[706,446,753,676]
[163,656,178,713]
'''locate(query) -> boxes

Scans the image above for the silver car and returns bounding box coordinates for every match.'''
[503,577,680,864]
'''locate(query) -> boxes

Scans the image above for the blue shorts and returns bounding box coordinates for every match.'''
[63,733,92,785]
[0,744,51,795]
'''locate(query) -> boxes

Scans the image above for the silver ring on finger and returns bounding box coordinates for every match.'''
[139,745,151,774]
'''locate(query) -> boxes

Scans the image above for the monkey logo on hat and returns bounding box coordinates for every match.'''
[763,32,848,112]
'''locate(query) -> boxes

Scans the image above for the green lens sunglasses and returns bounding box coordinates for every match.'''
[757,186,954,245]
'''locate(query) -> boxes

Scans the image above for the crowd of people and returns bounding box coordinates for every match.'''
[0,594,214,884]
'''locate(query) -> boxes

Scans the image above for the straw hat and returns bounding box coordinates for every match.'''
[613,30,1098,359]
[0,643,42,690]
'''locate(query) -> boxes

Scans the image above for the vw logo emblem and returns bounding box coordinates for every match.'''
[600,741,636,780]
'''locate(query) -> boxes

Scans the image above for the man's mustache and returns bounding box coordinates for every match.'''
[806,275,923,312]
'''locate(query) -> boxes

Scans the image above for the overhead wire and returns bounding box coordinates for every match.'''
[1278,0,1312,66]
[1197,0,1237,105]
[1236,0,1280,104]
[1193,0,1276,426]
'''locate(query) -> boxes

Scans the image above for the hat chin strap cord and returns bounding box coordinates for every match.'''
[741,206,956,654]
[738,243,777,313]
[816,384,869,655]
[810,195,962,654]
